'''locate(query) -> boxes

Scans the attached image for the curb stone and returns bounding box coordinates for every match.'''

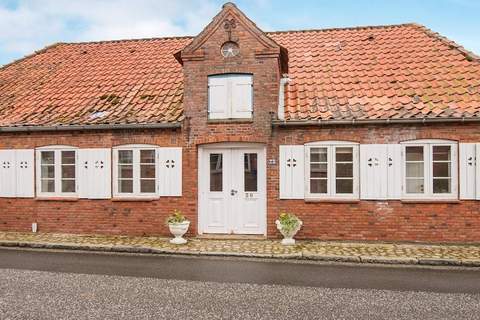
[359,256,418,265]
[417,258,463,266]
[303,254,361,263]
[0,240,479,268]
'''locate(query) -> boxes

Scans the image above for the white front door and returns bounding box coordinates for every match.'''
[199,146,266,235]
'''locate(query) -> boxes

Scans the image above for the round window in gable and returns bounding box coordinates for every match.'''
[221,41,240,58]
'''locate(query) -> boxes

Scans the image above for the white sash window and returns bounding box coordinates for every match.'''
[401,140,458,199]
[36,146,78,197]
[305,141,359,200]
[113,145,158,198]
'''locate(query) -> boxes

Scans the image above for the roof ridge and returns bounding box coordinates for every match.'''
[61,35,194,46]
[265,23,417,35]
[0,42,64,70]
[410,23,480,62]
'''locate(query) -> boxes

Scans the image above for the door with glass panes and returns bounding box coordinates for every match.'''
[199,146,266,235]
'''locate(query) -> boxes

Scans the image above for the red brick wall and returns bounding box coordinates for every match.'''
[1,123,480,243]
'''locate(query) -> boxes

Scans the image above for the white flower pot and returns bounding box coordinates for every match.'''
[275,219,302,245]
[168,221,190,245]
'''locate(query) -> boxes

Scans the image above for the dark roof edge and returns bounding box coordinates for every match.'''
[272,117,480,127]
[0,122,181,133]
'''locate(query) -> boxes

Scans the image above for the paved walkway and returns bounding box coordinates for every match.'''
[0,232,479,267]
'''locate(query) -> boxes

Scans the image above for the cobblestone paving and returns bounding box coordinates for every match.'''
[0,232,479,266]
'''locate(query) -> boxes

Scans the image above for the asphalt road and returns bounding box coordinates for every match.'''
[1,248,480,319]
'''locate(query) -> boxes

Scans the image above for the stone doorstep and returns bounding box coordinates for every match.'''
[1,239,479,268]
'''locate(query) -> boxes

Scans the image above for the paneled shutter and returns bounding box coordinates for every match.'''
[0,150,16,197]
[279,145,304,199]
[360,145,388,199]
[15,149,34,198]
[78,149,112,199]
[459,143,476,199]
[78,149,90,198]
[208,76,229,119]
[158,147,182,196]
[476,143,480,200]
[386,144,402,199]
[231,74,253,118]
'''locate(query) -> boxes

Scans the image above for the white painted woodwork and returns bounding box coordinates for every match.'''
[279,145,305,199]
[0,150,16,197]
[199,145,266,235]
[79,149,112,199]
[158,147,182,196]
[14,149,35,198]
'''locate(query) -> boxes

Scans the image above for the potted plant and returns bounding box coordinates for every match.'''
[275,212,303,245]
[166,210,190,245]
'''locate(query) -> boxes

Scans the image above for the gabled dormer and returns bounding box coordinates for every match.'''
[176,2,288,142]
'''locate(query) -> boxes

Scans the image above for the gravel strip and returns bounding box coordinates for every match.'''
[1,268,479,320]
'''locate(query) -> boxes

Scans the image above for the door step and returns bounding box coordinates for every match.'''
[196,234,267,240]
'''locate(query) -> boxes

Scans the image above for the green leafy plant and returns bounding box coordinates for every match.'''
[278,212,301,233]
[166,210,188,225]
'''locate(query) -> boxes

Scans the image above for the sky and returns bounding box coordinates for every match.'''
[1,0,479,66]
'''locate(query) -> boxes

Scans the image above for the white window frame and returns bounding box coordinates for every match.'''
[113,144,159,198]
[305,141,359,200]
[208,73,253,119]
[36,145,78,198]
[401,139,458,200]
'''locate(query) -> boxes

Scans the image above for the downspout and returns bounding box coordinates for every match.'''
[277,74,290,121]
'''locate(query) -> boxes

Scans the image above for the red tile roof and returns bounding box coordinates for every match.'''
[1,23,480,128]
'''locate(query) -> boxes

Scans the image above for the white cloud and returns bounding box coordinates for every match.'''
[0,0,219,64]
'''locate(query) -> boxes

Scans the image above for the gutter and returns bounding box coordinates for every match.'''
[0,122,181,133]
[277,75,290,120]
[272,117,480,127]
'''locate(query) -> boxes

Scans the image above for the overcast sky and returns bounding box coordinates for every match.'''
[1,0,479,66]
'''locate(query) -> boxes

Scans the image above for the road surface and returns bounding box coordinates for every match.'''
[0,248,479,319]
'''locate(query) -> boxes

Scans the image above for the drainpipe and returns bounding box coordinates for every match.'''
[277,74,290,121]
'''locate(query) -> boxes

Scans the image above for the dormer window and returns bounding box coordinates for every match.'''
[208,74,253,119]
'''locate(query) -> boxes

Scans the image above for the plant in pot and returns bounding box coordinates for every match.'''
[166,210,190,245]
[275,212,303,245]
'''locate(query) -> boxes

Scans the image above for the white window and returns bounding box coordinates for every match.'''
[36,146,77,197]
[208,74,253,119]
[113,145,158,198]
[402,140,458,199]
[305,142,359,200]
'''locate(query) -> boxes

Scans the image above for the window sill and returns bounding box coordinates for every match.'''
[305,198,360,204]
[207,119,253,124]
[112,197,159,202]
[401,199,460,204]
[35,197,79,202]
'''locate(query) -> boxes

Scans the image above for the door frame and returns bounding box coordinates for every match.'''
[197,142,267,236]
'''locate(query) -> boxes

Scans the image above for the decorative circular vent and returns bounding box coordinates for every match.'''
[221,41,239,58]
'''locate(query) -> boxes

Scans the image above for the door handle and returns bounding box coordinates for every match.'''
[230,189,238,196]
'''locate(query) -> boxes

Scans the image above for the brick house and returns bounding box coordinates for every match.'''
[1,3,479,242]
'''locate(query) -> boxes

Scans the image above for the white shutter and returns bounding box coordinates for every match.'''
[279,145,304,199]
[387,144,402,199]
[78,149,90,198]
[477,143,480,200]
[0,150,16,197]
[78,149,111,199]
[208,76,229,119]
[231,74,253,118]
[158,147,182,196]
[360,145,388,200]
[459,143,476,199]
[14,149,34,198]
